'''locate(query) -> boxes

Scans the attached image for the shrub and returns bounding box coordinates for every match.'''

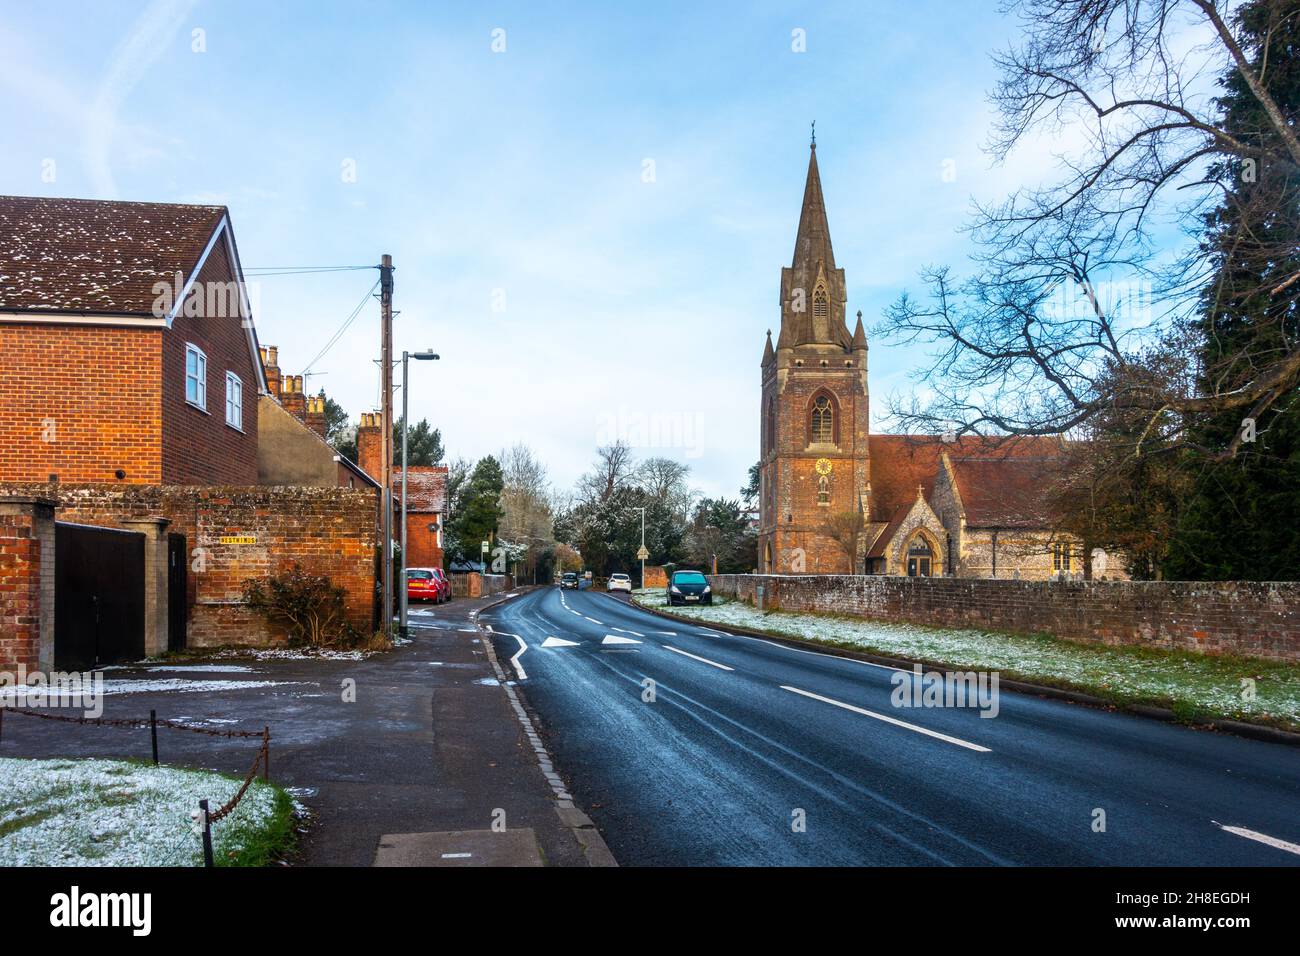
[242,564,350,646]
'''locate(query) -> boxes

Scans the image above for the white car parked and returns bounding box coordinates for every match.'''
[607,573,633,593]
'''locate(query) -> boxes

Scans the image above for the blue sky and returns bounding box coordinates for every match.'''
[1,0,1062,499]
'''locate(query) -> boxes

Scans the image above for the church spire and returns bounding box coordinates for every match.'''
[779,134,851,350]
[792,137,835,272]
[761,328,775,365]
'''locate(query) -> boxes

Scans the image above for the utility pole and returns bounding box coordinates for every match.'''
[379,254,394,637]
[399,349,439,639]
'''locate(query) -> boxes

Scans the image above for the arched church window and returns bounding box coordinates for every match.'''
[817,474,830,506]
[812,285,829,319]
[810,395,834,444]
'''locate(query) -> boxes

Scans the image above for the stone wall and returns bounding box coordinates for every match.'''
[0,483,380,652]
[710,573,1300,663]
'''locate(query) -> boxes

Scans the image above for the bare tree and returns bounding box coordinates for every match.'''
[634,456,697,522]
[877,0,1300,462]
[577,441,636,503]
[821,510,866,574]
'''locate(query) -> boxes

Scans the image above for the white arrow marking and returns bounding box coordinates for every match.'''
[541,636,580,647]
[602,635,641,645]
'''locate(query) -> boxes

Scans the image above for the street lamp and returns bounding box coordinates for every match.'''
[400,349,439,638]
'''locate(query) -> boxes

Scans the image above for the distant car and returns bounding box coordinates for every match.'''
[407,568,443,604]
[608,573,632,593]
[560,571,579,590]
[667,570,711,606]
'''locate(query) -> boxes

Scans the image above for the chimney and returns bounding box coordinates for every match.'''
[281,374,307,421]
[261,345,281,398]
[305,393,328,439]
[356,411,383,480]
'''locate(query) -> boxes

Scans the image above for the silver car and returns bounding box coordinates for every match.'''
[607,573,633,593]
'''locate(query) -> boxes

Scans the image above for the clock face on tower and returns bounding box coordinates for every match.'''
[814,457,833,476]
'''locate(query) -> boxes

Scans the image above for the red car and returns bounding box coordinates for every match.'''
[407,567,449,604]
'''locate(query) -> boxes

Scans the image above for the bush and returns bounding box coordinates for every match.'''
[242,564,351,646]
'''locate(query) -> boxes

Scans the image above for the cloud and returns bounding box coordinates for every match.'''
[84,0,197,198]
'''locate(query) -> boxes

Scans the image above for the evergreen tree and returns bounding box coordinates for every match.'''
[1166,0,1300,580]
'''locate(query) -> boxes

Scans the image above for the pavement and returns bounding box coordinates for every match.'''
[0,590,606,867]
[482,586,1300,866]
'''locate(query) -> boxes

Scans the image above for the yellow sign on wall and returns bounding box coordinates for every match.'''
[219,535,257,545]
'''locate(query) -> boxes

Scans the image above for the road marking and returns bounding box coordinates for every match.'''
[780,685,991,753]
[609,626,645,637]
[655,630,677,636]
[602,635,641,645]
[1214,822,1300,856]
[541,636,580,647]
[441,852,473,859]
[664,645,734,671]
[584,616,603,625]
[570,610,584,617]
[509,635,528,680]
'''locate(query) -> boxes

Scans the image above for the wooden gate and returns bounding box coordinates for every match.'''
[54,523,145,670]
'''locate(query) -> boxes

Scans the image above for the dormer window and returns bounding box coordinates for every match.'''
[813,285,829,319]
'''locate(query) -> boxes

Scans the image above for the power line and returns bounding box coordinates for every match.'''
[244,265,375,277]
[301,278,380,375]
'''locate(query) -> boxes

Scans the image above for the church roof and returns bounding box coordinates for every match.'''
[866,435,1065,547]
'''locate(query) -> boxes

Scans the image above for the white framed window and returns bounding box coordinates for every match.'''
[185,344,207,409]
[225,372,243,430]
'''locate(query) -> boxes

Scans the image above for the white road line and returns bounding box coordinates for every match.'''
[441,852,472,859]
[610,626,645,637]
[664,645,734,671]
[602,635,641,645]
[1214,822,1300,856]
[584,616,603,625]
[509,635,528,680]
[654,631,677,636]
[780,685,991,753]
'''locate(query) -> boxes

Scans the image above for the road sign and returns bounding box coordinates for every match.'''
[637,545,650,561]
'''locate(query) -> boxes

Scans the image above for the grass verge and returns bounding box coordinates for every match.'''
[632,590,1300,733]
[0,756,299,866]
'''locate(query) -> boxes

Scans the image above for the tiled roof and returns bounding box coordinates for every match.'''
[0,195,226,314]
[868,434,1065,531]
[947,456,1063,528]
[404,466,448,513]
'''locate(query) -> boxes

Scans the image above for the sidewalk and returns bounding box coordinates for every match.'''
[0,590,611,867]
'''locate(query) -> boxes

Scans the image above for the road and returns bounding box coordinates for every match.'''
[483,586,1300,866]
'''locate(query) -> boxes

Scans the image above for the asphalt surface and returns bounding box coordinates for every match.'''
[483,586,1300,867]
[1,593,590,867]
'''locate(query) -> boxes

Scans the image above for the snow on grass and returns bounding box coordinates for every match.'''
[633,590,1300,730]
[0,757,295,867]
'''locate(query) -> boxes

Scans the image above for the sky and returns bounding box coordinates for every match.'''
[0,0,1089,500]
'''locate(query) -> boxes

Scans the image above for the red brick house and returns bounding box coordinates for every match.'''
[0,196,266,484]
[356,413,448,569]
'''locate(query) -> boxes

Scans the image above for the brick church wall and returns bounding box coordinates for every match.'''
[0,483,379,649]
[709,573,1300,663]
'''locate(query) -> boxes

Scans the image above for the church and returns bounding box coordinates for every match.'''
[756,139,1127,581]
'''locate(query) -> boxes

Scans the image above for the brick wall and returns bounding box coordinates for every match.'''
[709,574,1300,663]
[0,498,55,669]
[160,239,260,485]
[404,513,443,570]
[0,324,164,483]
[0,483,379,649]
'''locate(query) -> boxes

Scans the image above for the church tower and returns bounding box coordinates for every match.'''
[758,136,870,573]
